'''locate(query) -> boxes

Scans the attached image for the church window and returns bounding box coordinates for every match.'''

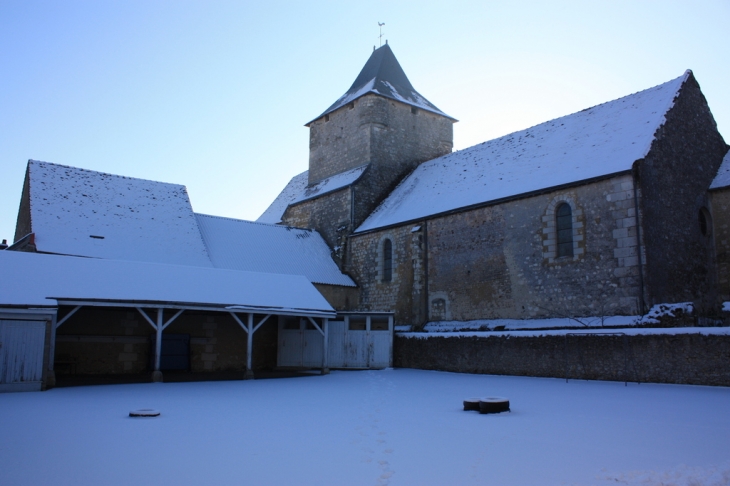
[699,207,712,236]
[556,203,573,257]
[382,238,393,282]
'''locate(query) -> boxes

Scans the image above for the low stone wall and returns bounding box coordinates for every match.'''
[394,331,730,386]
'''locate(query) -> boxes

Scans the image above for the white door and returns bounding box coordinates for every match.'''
[368,316,392,369]
[302,320,324,368]
[327,320,346,368]
[0,320,46,392]
[344,316,369,368]
[277,317,303,367]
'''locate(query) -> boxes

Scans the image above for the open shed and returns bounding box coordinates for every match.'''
[0,251,337,389]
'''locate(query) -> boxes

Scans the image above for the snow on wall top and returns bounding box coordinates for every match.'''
[0,250,334,315]
[307,44,454,124]
[356,72,690,233]
[26,160,212,267]
[710,149,730,190]
[196,214,356,287]
[257,165,366,224]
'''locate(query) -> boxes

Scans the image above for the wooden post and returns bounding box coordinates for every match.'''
[321,318,330,375]
[244,313,254,380]
[152,308,163,382]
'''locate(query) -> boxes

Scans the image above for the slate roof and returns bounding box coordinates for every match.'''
[257,165,367,224]
[710,149,730,190]
[0,250,335,316]
[307,44,454,125]
[22,160,213,267]
[356,71,691,233]
[196,214,356,287]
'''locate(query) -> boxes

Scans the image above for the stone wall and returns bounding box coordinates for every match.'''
[308,94,453,186]
[283,187,351,253]
[711,188,730,303]
[54,307,277,375]
[314,283,360,311]
[394,332,730,386]
[638,72,728,310]
[347,174,646,325]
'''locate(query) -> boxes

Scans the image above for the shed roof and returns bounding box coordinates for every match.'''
[307,44,454,125]
[356,71,691,233]
[195,214,355,287]
[0,251,335,316]
[257,165,366,224]
[710,149,730,190]
[22,160,212,267]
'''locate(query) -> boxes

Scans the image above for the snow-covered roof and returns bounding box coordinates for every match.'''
[24,160,212,267]
[0,250,335,316]
[257,165,366,224]
[307,44,455,125]
[710,149,730,190]
[356,72,691,233]
[196,214,356,287]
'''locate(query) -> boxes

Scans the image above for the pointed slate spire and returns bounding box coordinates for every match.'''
[307,44,455,125]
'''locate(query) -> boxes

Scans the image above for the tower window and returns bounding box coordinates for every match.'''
[556,203,573,257]
[324,114,330,122]
[411,106,418,115]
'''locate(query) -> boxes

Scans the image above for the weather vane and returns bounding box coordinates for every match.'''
[378,22,385,47]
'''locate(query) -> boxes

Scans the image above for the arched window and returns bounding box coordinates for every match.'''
[699,207,712,237]
[556,203,573,258]
[382,238,393,282]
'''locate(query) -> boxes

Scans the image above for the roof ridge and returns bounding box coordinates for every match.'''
[196,212,314,232]
[28,159,186,188]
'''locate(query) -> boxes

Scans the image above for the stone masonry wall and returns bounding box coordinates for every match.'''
[711,188,730,303]
[308,94,453,187]
[394,332,730,386]
[638,72,727,310]
[348,174,646,325]
[283,187,352,255]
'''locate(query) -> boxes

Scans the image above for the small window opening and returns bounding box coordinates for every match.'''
[382,239,393,282]
[347,102,355,110]
[324,114,330,122]
[371,317,389,331]
[699,207,712,236]
[348,317,366,331]
[556,203,573,258]
[411,106,418,115]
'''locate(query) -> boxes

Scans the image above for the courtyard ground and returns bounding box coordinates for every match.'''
[1,369,729,485]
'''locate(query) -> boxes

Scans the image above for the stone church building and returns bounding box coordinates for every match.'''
[259,43,729,326]
[2,43,729,389]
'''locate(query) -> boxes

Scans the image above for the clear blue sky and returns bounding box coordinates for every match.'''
[1,1,728,243]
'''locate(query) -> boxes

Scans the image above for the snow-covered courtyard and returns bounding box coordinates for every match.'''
[1,369,729,485]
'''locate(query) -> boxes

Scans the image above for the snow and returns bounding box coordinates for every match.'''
[1,369,729,485]
[710,149,730,190]
[257,165,367,224]
[356,72,689,233]
[639,302,693,324]
[0,250,334,316]
[25,160,212,267]
[196,214,355,286]
[425,315,641,332]
[400,326,730,340]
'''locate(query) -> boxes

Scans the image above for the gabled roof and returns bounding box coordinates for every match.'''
[0,250,334,316]
[257,165,367,224]
[196,214,356,287]
[307,44,455,125]
[710,149,730,190]
[22,160,212,267]
[356,71,691,233]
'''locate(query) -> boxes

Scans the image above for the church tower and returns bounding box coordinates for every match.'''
[278,44,456,262]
